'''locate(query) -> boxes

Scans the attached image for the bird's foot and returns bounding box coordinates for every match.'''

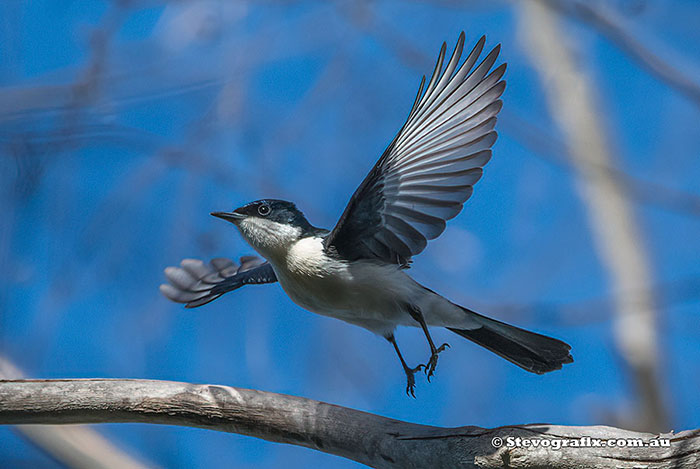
[403,364,425,398]
[424,342,450,382]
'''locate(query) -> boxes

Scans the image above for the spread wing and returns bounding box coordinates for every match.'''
[160,256,277,308]
[324,33,506,266]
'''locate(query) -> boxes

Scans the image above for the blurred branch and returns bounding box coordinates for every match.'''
[481,275,700,327]
[538,0,700,108]
[520,1,668,432]
[0,359,152,469]
[1,379,697,469]
[501,109,700,220]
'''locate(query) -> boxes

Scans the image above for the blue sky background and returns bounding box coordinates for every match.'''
[1,1,699,467]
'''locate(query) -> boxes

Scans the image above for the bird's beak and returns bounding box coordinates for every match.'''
[211,211,245,223]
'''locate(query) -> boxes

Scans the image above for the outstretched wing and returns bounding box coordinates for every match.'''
[325,32,506,266]
[160,256,277,308]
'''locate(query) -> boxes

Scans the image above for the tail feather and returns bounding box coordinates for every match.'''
[160,256,274,308]
[448,308,573,374]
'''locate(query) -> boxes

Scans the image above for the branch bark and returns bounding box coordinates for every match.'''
[0,359,152,469]
[0,379,697,468]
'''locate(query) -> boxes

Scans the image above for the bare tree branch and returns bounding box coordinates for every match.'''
[0,379,698,468]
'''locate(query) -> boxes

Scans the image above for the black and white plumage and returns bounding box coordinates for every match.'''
[161,34,572,396]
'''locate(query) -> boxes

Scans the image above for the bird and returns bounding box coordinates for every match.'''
[161,32,573,396]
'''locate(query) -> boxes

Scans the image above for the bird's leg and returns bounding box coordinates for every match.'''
[407,305,450,381]
[385,334,424,398]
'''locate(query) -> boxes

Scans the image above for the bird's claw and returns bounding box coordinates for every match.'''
[404,364,424,398]
[424,342,450,382]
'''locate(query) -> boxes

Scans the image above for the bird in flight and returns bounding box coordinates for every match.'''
[161,33,573,396]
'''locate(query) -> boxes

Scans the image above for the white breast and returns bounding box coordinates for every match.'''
[286,236,336,277]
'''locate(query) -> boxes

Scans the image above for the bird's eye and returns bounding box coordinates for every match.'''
[257,204,271,216]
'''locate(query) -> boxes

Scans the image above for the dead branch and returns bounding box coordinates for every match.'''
[0,360,151,469]
[0,379,697,468]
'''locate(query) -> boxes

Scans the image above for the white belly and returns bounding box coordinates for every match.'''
[268,237,476,335]
[277,260,412,321]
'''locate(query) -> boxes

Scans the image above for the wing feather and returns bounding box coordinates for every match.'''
[325,33,505,265]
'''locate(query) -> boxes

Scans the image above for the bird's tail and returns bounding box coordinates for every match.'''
[160,256,265,308]
[448,308,573,374]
